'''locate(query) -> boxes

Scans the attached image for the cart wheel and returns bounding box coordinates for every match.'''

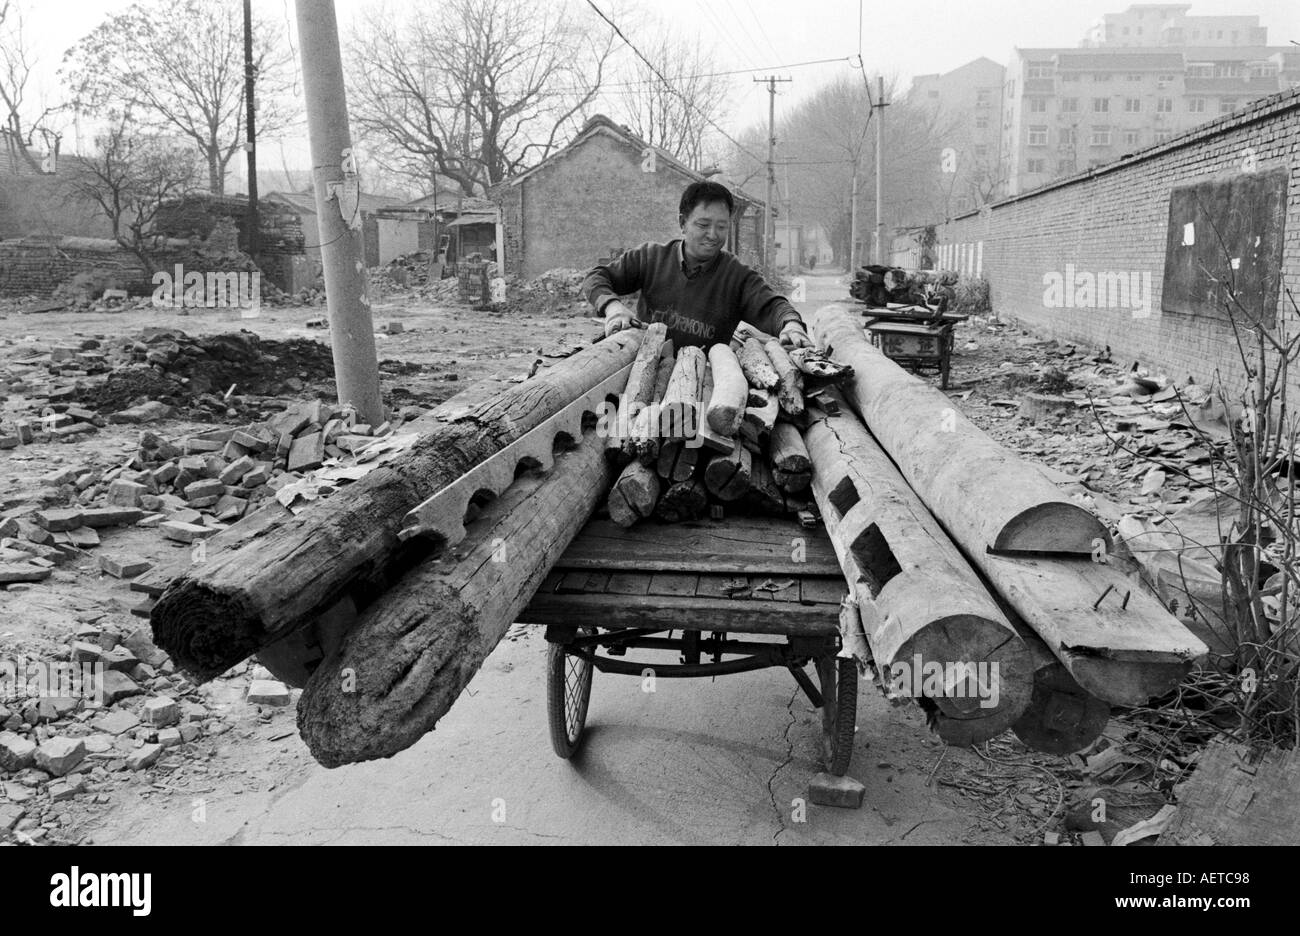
[547,626,595,759]
[815,655,858,776]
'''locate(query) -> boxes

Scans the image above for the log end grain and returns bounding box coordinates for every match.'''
[150,580,262,682]
[993,502,1112,556]
[892,613,1034,746]
[1011,660,1111,755]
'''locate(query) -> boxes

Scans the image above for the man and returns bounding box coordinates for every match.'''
[580,181,813,350]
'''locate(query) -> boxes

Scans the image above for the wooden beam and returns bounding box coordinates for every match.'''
[296,426,613,767]
[812,303,1108,555]
[804,395,1033,745]
[150,331,644,681]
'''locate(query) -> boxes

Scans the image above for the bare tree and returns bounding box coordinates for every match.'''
[65,113,200,273]
[1,0,63,171]
[726,75,956,266]
[347,0,618,195]
[61,0,295,195]
[613,29,730,169]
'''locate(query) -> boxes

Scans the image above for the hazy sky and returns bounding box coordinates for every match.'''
[12,0,1300,166]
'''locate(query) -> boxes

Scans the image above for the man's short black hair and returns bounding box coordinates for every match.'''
[679,181,735,221]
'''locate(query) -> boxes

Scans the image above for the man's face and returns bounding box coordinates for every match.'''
[680,200,730,263]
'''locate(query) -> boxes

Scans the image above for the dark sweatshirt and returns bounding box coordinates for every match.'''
[580,240,804,348]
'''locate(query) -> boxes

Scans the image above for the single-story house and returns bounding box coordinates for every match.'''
[490,114,766,280]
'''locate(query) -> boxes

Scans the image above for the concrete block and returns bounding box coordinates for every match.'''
[33,736,86,777]
[807,772,866,809]
[247,680,291,706]
[0,731,37,771]
[142,696,179,728]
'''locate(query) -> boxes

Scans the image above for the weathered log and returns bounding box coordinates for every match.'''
[804,395,1033,744]
[969,550,1205,705]
[740,389,778,447]
[627,344,676,460]
[656,439,701,482]
[703,444,753,501]
[607,460,660,527]
[770,422,810,474]
[659,345,705,443]
[765,339,805,416]
[745,458,787,516]
[696,368,734,453]
[812,304,1108,555]
[774,469,811,494]
[296,426,613,767]
[150,331,642,681]
[812,305,1206,704]
[621,322,670,407]
[1010,616,1111,755]
[656,478,709,523]
[705,344,748,437]
[738,337,779,390]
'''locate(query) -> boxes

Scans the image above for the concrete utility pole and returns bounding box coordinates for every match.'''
[243,0,259,256]
[874,75,889,265]
[295,0,383,425]
[754,75,790,275]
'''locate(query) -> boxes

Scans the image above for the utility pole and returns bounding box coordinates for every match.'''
[874,75,889,265]
[243,0,259,256]
[295,0,383,425]
[754,75,790,275]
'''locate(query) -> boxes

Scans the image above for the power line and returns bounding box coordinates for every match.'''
[585,0,765,165]
[541,55,858,95]
[745,3,785,64]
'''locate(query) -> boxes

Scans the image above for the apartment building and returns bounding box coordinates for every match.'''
[910,57,1007,214]
[1000,6,1298,195]
[1082,4,1268,48]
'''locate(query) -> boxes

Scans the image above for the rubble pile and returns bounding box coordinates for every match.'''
[0,328,340,449]
[0,618,297,845]
[0,397,421,595]
[501,268,588,317]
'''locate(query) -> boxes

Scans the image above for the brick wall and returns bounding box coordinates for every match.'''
[0,237,266,298]
[936,88,1300,403]
[0,238,149,296]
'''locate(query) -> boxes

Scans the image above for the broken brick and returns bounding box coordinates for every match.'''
[33,736,86,777]
[159,521,215,544]
[287,432,325,472]
[98,554,153,579]
[106,479,146,508]
[34,508,84,532]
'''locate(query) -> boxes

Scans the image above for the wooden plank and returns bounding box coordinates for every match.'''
[558,570,610,594]
[605,571,652,596]
[553,515,840,576]
[537,570,564,595]
[520,592,839,636]
[646,573,699,597]
[695,573,748,599]
[798,577,846,606]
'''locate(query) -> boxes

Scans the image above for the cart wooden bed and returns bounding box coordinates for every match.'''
[521,514,860,778]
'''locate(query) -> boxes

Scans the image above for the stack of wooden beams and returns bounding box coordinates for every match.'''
[809,303,1209,743]
[603,323,820,529]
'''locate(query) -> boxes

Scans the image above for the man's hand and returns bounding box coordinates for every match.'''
[603,299,636,338]
[780,320,813,349]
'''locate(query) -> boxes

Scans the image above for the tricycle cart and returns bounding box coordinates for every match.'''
[522,515,860,780]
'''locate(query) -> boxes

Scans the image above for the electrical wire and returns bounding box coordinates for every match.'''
[585,0,766,164]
